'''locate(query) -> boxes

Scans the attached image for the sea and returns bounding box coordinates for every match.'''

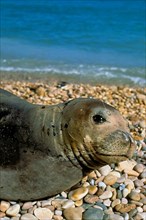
[0,0,146,86]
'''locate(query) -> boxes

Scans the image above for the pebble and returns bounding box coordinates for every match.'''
[63,207,83,220]
[128,190,141,201]
[104,174,117,185]
[99,165,112,176]
[0,212,6,218]
[109,214,124,220]
[117,160,137,171]
[84,194,99,204]
[134,179,144,187]
[124,169,139,176]
[98,181,107,189]
[83,207,104,220]
[115,204,136,213]
[54,210,62,216]
[88,185,98,195]
[69,187,88,201]
[21,213,38,220]
[112,199,121,208]
[129,209,138,218]
[134,164,144,173]
[0,201,10,212]
[123,188,129,197]
[110,171,121,178]
[41,200,52,207]
[103,199,111,207]
[53,215,63,220]
[6,204,20,217]
[22,202,33,210]
[34,207,53,220]
[74,199,83,207]
[62,200,74,209]
[136,207,143,213]
[99,191,112,200]
[122,198,128,205]
[135,213,146,220]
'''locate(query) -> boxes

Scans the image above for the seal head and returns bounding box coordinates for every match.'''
[62,98,135,169]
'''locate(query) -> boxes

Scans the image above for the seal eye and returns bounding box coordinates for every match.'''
[93,114,106,124]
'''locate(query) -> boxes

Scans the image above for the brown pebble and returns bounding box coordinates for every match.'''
[88,185,98,195]
[22,202,33,210]
[0,211,6,218]
[84,194,99,204]
[134,164,144,173]
[128,190,141,201]
[74,200,83,207]
[69,187,88,201]
[134,179,144,187]
[104,174,118,185]
[0,201,10,212]
[115,204,136,213]
[63,207,83,220]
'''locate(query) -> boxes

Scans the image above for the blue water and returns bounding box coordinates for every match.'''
[0,0,146,86]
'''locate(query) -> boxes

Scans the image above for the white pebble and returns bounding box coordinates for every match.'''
[6,204,20,217]
[98,181,106,189]
[99,165,112,176]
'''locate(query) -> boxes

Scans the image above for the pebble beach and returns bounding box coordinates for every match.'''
[0,80,146,220]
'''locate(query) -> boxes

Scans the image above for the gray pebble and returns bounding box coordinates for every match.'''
[129,209,138,218]
[83,207,104,220]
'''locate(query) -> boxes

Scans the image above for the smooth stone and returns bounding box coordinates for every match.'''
[140,171,146,179]
[134,179,144,187]
[135,213,146,220]
[121,198,128,204]
[115,204,136,213]
[34,207,53,220]
[117,160,137,171]
[0,201,10,212]
[123,188,129,197]
[51,199,66,209]
[95,202,107,211]
[136,207,143,212]
[69,187,88,201]
[117,177,125,183]
[63,207,83,220]
[0,212,6,218]
[134,164,144,173]
[124,169,139,176]
[99,191,112,200]
[74,199,83,207]
[111,199,121,208]
[109,214,124,220]
[83,207,104,220]
[84,195,99,204]
[21,213,38,220]
[103,199,111,207]
[61,191,67,198]
[123,213,129,220]
[88,185,98,195]
[110,171,121,178]
[22,202,33,210]
[99,165,112,176]
[54,210,62,216]
[53,215,63,220]
[41,200,52,207]
[62,200,75,209]
[6,204,20,217]
[117,190,123,199]
[140,197,146,205]
[88,171,97,179]
[103,174,117,185]
[112,183,120,189]
[128,190,141,201]
[98,181,106,189]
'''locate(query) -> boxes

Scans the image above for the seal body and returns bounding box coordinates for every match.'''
[0,89,135,201]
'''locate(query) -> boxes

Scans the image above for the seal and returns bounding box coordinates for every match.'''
[0,89,135,201]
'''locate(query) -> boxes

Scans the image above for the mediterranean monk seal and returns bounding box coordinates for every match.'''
[0,89,135,201]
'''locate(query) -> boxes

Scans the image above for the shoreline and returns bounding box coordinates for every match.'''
[0,71,145,88]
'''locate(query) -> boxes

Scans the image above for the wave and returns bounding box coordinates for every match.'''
[0,61,145,86]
